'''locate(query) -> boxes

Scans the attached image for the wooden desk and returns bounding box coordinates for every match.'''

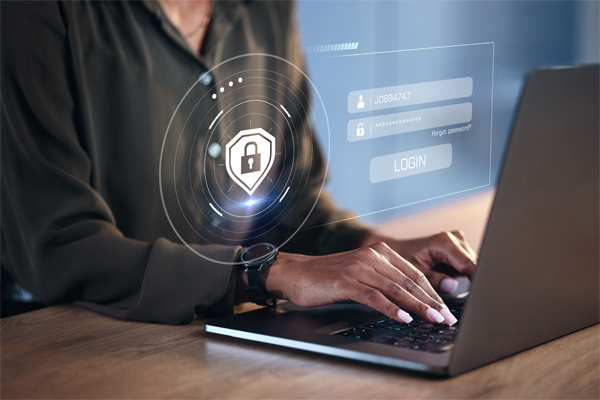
[2,191,598,398]
[1,305,598,399]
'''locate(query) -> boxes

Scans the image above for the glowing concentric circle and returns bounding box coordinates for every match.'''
[159,54,330,265]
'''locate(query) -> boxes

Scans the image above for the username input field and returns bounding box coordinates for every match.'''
[347,102,472,142]
[348,77,473,114]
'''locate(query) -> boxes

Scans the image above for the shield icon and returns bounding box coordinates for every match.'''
[225,128,276,196]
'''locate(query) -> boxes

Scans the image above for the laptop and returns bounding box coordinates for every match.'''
[205,65,600,376]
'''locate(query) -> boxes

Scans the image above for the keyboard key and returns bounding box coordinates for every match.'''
[357,328,394,340]
[361,323,384,329]
[338,314,462,351]
[414,327,432,332]
[350,332,377,340]
[370,337,395,345]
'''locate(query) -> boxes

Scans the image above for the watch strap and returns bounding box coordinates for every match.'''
[245,267,271,306]
[241,243,278,306]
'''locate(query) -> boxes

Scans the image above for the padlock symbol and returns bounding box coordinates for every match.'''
[241,141,261,174]
[357,123,364,136]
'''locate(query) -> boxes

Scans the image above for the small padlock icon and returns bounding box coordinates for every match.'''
[241,141,261,174]
[357,123,364,136]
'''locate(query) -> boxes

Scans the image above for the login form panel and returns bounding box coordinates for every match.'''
[309,43,493,220]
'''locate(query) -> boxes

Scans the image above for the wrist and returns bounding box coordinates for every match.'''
[237,250,310,304]
[238,243,280,306]
[261,254,288,301]
[234,256,287,304]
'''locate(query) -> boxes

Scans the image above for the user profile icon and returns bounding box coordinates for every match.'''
[357,95,365,109]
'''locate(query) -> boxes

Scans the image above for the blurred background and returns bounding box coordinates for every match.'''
[295,0,599,229]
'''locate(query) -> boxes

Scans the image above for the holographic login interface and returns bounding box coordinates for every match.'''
[307,43,494,221]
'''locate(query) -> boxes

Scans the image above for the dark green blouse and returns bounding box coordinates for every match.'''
[1,0,366,324]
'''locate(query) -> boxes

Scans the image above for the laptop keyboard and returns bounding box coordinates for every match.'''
[332,303,465,353]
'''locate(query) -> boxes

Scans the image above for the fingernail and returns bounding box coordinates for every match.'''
[440,308,458,326]
[441,278,459,294]
[427,307,445,324]
[397,309,413,323]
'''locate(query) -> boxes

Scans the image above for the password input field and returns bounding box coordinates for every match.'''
[347,102,472,142]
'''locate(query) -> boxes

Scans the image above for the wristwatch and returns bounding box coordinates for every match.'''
[240,243,279,306]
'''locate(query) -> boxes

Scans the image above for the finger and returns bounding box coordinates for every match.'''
[369,243,446,306]
[450,229,465,240]
[422,270,459,294]
[445,231,478,268]
[450,230,479,263]
[455,232,479,265]
[429,232,476,278]
[340,281,414,324]
[364,276,452,325]
[354,257,456,325]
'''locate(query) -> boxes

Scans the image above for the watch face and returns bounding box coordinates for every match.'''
[241,243,277,265]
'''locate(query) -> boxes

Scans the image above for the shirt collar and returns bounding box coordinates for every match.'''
[140,0,247,67]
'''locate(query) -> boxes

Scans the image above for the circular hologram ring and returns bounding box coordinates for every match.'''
[159,53,331,265]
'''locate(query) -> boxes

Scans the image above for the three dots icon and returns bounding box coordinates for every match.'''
[212,77,243,100]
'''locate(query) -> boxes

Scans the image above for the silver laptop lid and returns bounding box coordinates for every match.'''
[449,65,599,376]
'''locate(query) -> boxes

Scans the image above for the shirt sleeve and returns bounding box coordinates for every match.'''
[1,1,241,325]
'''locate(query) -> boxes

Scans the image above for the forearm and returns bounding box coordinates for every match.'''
[237,249,457,325]
[3,215,241,324]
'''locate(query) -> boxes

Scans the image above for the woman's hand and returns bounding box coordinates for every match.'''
[358,230,478,295]
[253,242,458,326]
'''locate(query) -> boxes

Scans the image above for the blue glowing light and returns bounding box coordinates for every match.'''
[246,199,255,206]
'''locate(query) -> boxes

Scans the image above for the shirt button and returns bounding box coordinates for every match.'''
[199,72,213,86]
[210,214,222,227]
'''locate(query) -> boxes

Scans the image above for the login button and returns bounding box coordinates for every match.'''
[370,144,452,183]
